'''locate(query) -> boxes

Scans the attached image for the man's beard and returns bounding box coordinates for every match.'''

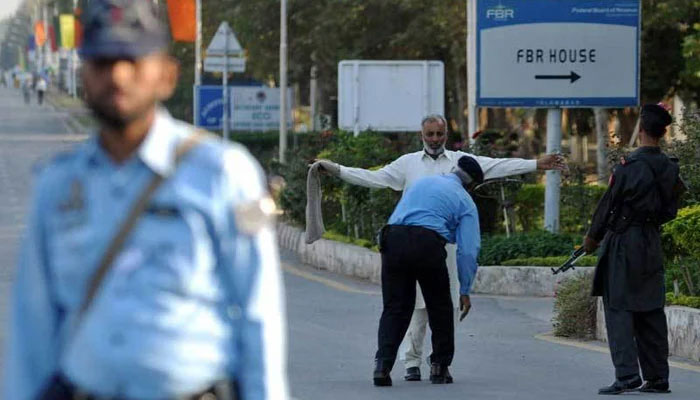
[86,96,151,131]
[423,141,446,157]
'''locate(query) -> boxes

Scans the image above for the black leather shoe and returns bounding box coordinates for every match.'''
[404,367,421,381]
[598,376,642,395]
[373,360,392,387]
[429,363,453,384]
[639,379,671,393]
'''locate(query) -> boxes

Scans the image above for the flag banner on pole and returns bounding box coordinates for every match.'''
[49,25,58,52]
[53,16,62,49]
[167,0,196,42]
[27,35,36,51]
[60,14,76,48]
[75,9,84,48]
[35,22,47,46]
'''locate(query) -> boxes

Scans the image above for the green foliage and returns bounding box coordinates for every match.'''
[513,183,606,235]
[553,273,596,339]
[500,256,597,267]
[478,231,577,265]
[666,109,700,206]
[322,231,377,251]
[662,205,700,296]
[666,293,700,309]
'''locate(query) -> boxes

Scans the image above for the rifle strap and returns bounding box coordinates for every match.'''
[77,132,202,320]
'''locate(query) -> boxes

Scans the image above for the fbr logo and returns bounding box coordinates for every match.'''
[486,4,514,21]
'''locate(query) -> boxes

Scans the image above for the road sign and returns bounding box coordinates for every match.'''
[195,85,292,131]
[203,56,246,73]
[473,0,640,107]
[206,22,243,57]
[195,85,225,130]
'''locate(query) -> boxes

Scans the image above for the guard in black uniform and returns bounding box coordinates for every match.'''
[583,104,684,395]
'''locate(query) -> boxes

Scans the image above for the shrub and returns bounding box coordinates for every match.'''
[666,293,700,309]
[662,205,700,296]
[666,108,700,206]
[553,273,596,339]
[478,231,577,265]
[500,255,597,267]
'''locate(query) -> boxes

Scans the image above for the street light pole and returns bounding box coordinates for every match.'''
[194,0,201,126]
[279,0,288,164]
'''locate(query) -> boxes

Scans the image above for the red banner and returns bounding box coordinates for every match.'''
[167,0,196,42]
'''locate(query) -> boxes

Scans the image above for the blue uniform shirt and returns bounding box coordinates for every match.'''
[387,173,481,295]
[2,110,288,400]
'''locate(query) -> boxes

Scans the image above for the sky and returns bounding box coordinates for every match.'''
[0,0,23,20]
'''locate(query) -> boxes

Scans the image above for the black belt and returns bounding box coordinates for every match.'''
[38,374,238,400]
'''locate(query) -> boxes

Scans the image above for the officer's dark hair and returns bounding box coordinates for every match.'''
[640,104,672,138]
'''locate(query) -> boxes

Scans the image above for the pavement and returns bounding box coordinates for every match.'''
[0,85,698,399]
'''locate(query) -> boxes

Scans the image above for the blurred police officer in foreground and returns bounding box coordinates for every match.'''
[373,156,482,387]
[2,1,289,399]
[584,104,683,395]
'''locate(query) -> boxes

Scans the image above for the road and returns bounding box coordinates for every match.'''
[0,85,698,399]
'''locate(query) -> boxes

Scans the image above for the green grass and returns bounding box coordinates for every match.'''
[499,255,598,267]
[321,230,378,251]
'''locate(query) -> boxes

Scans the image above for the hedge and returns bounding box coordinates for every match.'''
[553,273,596,339]
[500,255,597,267]
[478,231,578,265]
[665,293,700,309]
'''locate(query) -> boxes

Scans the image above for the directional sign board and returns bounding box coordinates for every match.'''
[203,56,246,73]
[206,22,243,57]
[474,0,640,107]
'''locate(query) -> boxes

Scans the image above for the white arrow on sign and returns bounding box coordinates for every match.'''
[206,22,243,57]
[203,56,246,73]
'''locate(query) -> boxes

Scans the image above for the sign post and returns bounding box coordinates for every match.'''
[205,22,245,139]
[473,0,641,233]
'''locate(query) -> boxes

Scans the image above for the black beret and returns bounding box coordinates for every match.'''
[457,156,484,184]
[640,104,672,137]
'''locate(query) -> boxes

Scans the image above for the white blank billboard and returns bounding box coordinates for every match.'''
[338,60,445,133]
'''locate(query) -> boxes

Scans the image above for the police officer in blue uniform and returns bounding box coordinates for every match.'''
[2,1,288,399]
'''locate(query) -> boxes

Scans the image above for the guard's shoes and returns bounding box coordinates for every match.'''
[639,379,671,393]
[404,367,421,381]
[373,360,392,387]
[598,376,642,395]
[429,363,453,384]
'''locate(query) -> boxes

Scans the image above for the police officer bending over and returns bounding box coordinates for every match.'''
[2,1,288,399]
[373,156,482,386]
[583,104,683,395]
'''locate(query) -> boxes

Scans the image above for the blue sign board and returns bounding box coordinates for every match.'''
[196,85,225,130]
[474,0,640,107]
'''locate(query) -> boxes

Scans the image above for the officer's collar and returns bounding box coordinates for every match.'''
[137,108,181,176]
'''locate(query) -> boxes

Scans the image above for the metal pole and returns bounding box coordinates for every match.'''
[467,0,478,144]
[72,0,78,98]
[222,23,229,140]
[193,0,201,126]
[279,0,288,163]
[310,65,317,131]
[544,108,562,233]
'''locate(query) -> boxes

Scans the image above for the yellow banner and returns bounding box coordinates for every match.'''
[59,14,75,49]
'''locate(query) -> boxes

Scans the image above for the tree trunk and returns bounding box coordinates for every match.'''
[594,108,609,184]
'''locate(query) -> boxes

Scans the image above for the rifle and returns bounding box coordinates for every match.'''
[551,247,586,275]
